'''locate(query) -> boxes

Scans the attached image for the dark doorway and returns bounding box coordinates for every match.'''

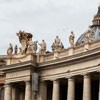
[60,79,67,100]
[47,81,53,100]
[75,76,83,100]
[91,79,99,100]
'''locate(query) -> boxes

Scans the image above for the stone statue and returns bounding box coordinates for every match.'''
[14,45,18,55]
[19,47,22,54]
[55,36,60,48]
[7,43,13,56]
[84,27,94,43]
[51,42,55,52]
[39,40,46,54]
[33,41,38,53]
[69,31,75,47]
[60,42,64,49]
[27,38,34,53]
[16,30,33,54]
[51,36,64,52]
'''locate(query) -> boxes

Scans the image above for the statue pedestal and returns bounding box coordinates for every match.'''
[69,47,74,56]
[39,54,45,63]
[54,51,59,59]
[6,53,36,65]
[84,43,89,51]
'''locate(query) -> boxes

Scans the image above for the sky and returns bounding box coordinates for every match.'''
[0,0,99,55]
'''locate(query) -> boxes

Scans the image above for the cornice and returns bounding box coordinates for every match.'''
[40,64,100,81]
[1,60,37,72]
[38,47,100,70]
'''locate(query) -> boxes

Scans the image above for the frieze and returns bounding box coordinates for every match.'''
[6,70,30,79]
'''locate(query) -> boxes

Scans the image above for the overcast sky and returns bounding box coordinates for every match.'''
[0,0,99,54]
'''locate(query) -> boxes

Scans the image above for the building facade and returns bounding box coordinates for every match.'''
[0,5,100,100]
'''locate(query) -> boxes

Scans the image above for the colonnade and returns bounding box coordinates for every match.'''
[40,74,100,100]
[4,81,32,100]
[3,74,100,100]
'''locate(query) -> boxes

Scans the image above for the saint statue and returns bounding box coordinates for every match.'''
[16,30,33,54]
[51,36,64,52]
[39,40,46,54]
[7,43,13,56]
[33,41,38,53]
[69,31,75,47]
[51,43,55,52]
[55,36,60,48]
[14,45,18,55]
[27,38,34,53]
[84,26,94,43]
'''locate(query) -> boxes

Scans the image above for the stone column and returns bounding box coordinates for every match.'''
[25,81,32,100]
[52,80,59,100]
[98,72,100,100]
[83,74,91,100]
[4,84,12,100]
[67,77,75,100]
[12,87,16,100]
[38,81,47,100]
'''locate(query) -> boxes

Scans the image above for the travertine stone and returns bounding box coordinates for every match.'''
[12,87,16,100]
[4,84,12,100]
[83,74,91,100]
[38,82,47,100]
[84,43,89,51]
[69,31,75,47]
[67,78,75,100]
[54,51,59,59]
[68,48,74,56]
[52,80,59,100]
[25,81,32,100]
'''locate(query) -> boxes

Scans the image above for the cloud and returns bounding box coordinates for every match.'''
[0,0,24,3]
[0,0,100,54]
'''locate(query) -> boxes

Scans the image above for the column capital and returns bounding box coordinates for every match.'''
[25,81,31,85]
[67,76,75,79]
[25,80,30,83]
[81,72,90,77]
[4,83,11,88]
[83,74,91,78]
[68,77,75,82]
[50,78,60,81]
[96,70,100,72]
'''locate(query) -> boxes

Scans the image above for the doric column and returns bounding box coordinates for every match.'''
[4,84,12,100]
[25,81,32,100]
[98,72,100,100]
[52,80,59,100]
[12,87,16,100]
[38,81,47,100]
[67,77,75,100]
[83,74,91,100]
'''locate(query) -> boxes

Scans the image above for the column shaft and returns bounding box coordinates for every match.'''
[25,81,32,100]
[52,80,59,100]
[12,87,16,100]
[67,78,75,100]
[38,82,47,100]
[83,75,91,100]
[4,84,12,100]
